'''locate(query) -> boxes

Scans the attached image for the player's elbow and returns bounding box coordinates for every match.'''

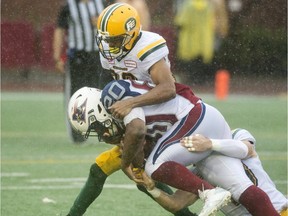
[169,88,176,99]
[127,120,146,142]
[166,83,176,99]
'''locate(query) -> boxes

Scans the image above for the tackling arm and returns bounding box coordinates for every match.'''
[121,118,146,180]
[109,59,176,118]
[181,134,256,159]
[141,172,198,213]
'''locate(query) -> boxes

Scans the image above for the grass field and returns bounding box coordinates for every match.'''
[1,92,287,216]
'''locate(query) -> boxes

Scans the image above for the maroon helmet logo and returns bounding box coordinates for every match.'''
[72,98,88,123]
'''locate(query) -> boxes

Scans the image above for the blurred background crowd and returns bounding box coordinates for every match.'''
[1,0,287,94]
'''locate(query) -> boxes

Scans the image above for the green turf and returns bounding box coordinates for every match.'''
[1,92,287,216]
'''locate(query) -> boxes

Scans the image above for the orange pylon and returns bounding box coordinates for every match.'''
[215,69,230,100]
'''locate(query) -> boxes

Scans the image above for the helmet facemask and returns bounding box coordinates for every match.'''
[68,87,125,145]
[96,30,133,61]
[85,117,125,144]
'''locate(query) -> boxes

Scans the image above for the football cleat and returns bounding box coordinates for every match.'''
[198,187,231,216]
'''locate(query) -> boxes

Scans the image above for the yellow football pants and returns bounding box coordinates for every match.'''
[95,146,122,176]
[280,208,287,216]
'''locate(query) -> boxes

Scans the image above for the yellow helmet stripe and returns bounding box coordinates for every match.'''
[99,3,125,32]
[137,38,166,61]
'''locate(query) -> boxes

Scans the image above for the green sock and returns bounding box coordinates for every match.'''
[137,182,198,216]
[68,163,108,216]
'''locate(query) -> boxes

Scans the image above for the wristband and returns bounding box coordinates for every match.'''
[147,188,161,198]
[210,139,221,151]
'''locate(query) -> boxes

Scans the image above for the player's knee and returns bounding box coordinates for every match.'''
[95,146,122,175]
[233,183,254,202]
[90,163,107,179]
[144,160,160,177]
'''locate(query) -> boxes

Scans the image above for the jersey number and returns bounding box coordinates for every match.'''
[111,71,137,80]
[102,82,126,108]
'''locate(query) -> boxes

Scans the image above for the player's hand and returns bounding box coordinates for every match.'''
[121,164,144,184]
[181,134,212,152]
[141,171,155,190]
[109,99,133,119]
[132,168,144,179]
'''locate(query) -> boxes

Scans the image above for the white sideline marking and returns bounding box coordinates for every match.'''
[1,184,137,190]
[29,177,86,183]
[1,175,287,191]
[1,172,30,177]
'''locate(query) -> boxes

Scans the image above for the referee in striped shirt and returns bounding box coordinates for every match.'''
[53,0,113,143]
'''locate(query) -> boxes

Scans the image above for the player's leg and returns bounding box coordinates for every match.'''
[145,103,232,215]
[197,153,279,216]
[67,145,198,216]
[145,102,231,194]
[280,208,287,216]
[243,157,288,213]
[67,146,122,216]
[67,163,108,216]
[145,144,230,216]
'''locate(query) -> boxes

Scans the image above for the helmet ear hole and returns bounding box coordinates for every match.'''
[97,104,103,113]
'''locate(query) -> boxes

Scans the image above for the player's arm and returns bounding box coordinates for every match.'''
[110,58,176,119]
[181,134,256,159]
[121,116,146,181]
[141,172,197,213]
[125,58,176,105]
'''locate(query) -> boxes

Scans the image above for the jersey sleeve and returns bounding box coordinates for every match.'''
[124,107,145,125]
[136,34,169,72]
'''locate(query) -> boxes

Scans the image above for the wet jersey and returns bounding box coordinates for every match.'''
[232,128,288,214]
[99,31,170,82]
[101,80,200,142]
[206,128,288,215]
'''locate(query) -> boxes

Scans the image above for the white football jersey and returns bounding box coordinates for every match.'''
[220,129,288,215]
[233,128,288,214]
[99,31,170,83]
[101,80,201,142]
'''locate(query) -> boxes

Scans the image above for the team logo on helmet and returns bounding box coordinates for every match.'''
[72,98,88,123]
[125,18,136,31]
